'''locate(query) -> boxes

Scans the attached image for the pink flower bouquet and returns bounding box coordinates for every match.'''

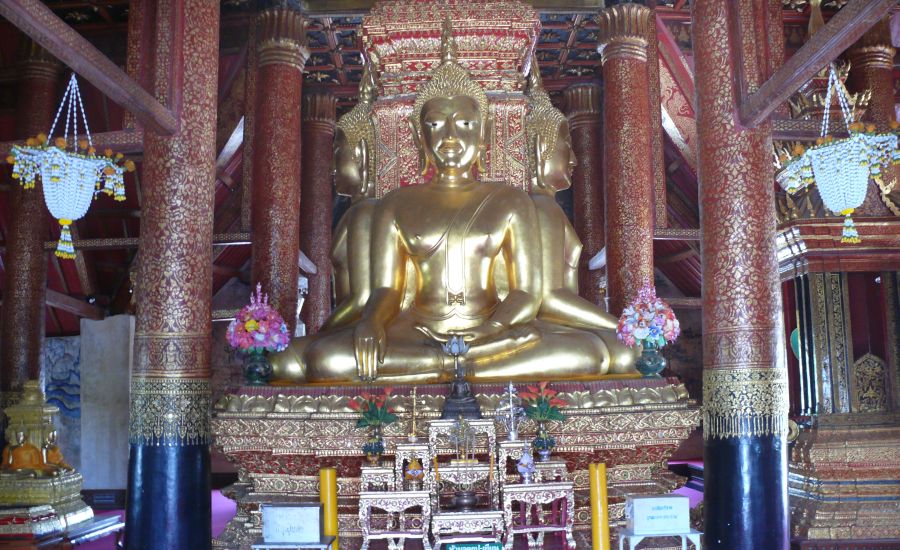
[226,284,290,354]
[616,283,680,349]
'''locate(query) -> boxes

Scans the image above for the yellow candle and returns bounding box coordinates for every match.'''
[590,462,610,550]
[319,467,338,549]
[433,456,440,483]
[489,453,495,483]
[411,386,417,437]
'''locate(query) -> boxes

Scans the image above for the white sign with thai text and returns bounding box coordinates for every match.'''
[261,504,322,543]
[625,495,690,535]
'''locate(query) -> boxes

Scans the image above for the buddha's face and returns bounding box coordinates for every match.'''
[537,122,576,193]
[15,432,25,445]
[333,129,368,198]
[420,95,483,176]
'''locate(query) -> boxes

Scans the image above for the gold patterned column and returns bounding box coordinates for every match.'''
[250,5,308,334]
[694,1,788,548]
[564,83,605,306]
[0,41,61,395]
[847,19,896,129]
[846,19,899,212]
[125,0,219,546]
[299,92,337,334]
[597,3,655,315]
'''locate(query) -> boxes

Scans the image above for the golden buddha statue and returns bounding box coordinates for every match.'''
[43,430,73,472]
[296,21,632,384]
[271,65,380,383]
[525,61,636,374]
[1,429,46,476]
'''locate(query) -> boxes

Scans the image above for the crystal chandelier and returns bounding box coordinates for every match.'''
[776,64,899,243]
[8,74,134,258]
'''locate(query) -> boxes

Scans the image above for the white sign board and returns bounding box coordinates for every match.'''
[625,495,690,535]
[261,504,322,543]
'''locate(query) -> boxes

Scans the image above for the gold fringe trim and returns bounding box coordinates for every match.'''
[129,377,210,446]
[702,368,789,440]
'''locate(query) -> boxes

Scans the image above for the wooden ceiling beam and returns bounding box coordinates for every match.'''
[739,0,897,128]
[0,0,177,135]
[45,288,104,320]
[657,247,697,265]
[0,129,143,158]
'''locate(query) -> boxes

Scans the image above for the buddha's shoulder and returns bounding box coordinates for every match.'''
[481,181,531,201]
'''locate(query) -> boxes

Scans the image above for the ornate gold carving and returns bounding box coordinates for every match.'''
[853,353,887,413]
[213,383,691,414]
[256,8,309,70]
[129,377,210,445]
[703,368,789,439]
[133,332,211,377]
[809,272,834,413]
[825,273,851,412]
[596,4,652,63]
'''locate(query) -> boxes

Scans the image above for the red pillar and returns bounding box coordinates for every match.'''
[300,92,337,334]
[125,0,219,545]
[694,1,788,548]
[848,19,896,130]
[1,40,61,398]
[564,83,606,306]
[597,4,655,316]
[249,6,307,333]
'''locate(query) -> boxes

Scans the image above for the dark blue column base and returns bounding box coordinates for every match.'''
[704,434,789,550]
[125,443,211,550]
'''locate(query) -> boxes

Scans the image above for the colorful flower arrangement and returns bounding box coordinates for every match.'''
[349,387,398,429]
[616,283,680,349]
[226,284,290,354]
[519,381,567,423]
[519,382,566,454]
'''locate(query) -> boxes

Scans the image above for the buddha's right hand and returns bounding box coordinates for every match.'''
[353,320,385,381]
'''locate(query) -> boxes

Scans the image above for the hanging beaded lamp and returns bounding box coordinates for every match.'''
[7,73,134,259]
[776,64,899,243]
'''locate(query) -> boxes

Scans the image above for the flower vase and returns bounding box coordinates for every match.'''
[534,421,555,462]
[364,425,384,465]
[242,349,272,385]
[636,343,666,378]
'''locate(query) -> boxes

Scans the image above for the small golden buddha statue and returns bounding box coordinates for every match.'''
[525,61,636,374]
[271,65,380,383]
[43,430,73,472]
[1,429,45,476]
[300,20,628,384]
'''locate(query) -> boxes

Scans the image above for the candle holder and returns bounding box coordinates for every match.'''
[495,381,525,441]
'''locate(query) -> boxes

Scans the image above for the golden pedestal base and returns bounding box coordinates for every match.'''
[790,413,900,541]
[0,471,94,535]
[212,377,699,549]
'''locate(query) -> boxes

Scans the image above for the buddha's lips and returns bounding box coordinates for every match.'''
[438,142,463,155]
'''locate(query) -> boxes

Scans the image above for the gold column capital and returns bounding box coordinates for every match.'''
[563,83,601,129]
[302,91,337,134]
[847,44,896,71]
[16,39,62,81]
[596,3,652,63]
[257,7,310,70]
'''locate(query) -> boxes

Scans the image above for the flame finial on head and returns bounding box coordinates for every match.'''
[441,17,458,65]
